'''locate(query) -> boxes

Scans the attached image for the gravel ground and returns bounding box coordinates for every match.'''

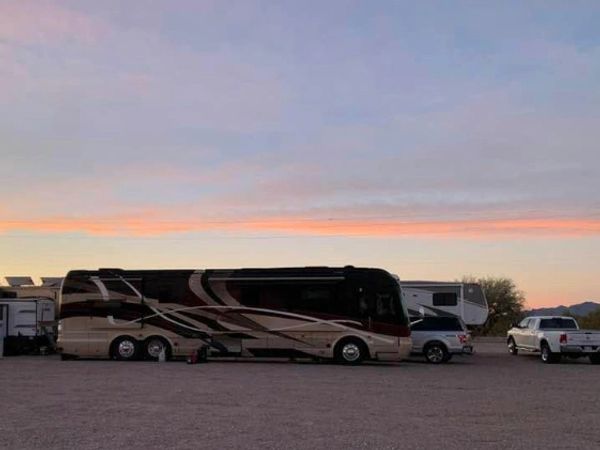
[1,342,599,450]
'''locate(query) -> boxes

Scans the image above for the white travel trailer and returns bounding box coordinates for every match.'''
[401,281,488,326]
[0,298,55,355]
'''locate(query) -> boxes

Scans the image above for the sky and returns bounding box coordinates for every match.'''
[1,1,599,308]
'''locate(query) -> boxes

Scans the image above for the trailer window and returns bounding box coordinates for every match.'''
[432,292,458,306]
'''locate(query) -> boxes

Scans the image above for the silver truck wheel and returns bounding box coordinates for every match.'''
[425,343,448,364]
[540,343,560,364]
[507,338,518,355]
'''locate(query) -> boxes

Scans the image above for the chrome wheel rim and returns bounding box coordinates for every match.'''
[426,346,444,363]
[541,347,549,361]
[147,339,165,358]
[342,343,360,362]
[508,341,515,353]
[118,340,136,358]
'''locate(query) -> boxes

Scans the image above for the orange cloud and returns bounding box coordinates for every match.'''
[2,214,600,238]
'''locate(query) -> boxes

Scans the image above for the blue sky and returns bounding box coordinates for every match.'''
[1,1,600,306]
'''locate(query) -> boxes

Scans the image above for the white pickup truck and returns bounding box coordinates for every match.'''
[507,316,600,364]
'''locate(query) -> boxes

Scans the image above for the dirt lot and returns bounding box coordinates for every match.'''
[1,342,599,450]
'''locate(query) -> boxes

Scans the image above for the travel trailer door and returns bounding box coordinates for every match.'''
[0,304,7,357]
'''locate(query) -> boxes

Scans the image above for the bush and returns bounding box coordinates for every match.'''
[463,276,525,336]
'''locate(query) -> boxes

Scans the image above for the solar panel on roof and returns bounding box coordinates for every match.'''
[41,277,63,287]
[5,276,35,287]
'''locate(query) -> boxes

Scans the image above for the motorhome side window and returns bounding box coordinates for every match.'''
[102,279,143,299]
[143,276,188,303]
[240,285,260,307]
[432,292,458,306]
[299,286,335,313]
[230,281,338,314]
[90,300,123,313]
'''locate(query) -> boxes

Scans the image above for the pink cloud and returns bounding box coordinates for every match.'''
[0,1,106,45]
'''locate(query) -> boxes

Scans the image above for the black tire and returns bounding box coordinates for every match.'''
[334,338,368,365]
[540,342,560,364]
[507,338,518,355]
[589,354,600,365]
[60,353,76,361]
[143,336,171,361]
[424,342,449,364]
[111,336,140,361]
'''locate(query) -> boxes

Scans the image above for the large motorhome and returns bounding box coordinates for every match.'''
[58,267,412,364]
[401,281,488,326]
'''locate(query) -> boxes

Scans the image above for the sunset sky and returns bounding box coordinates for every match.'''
[1,1,599,307]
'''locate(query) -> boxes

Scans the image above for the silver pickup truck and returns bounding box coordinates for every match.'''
[507,316,600,364]
[410,316,474,364]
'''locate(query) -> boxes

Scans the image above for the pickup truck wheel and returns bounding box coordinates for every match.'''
[589,354,600,365]
[540,342,560,364]
[424,342,448,364]
[507,338,518,355]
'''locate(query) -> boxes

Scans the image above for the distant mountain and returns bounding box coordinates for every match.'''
[528,301,600,317]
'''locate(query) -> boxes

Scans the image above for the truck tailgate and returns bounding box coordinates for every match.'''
[565,331,600,346]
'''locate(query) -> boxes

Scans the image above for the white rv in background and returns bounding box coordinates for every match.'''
[401,281,488,326]
[0,276,59,355]
[0,298,55,355]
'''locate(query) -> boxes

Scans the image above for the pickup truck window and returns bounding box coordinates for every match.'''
[518,318,530,328]
[410,317,464,331]
[539,318,578,329]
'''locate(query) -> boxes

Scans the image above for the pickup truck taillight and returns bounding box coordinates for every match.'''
[560,333,568,344]
[458,334,468,344]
